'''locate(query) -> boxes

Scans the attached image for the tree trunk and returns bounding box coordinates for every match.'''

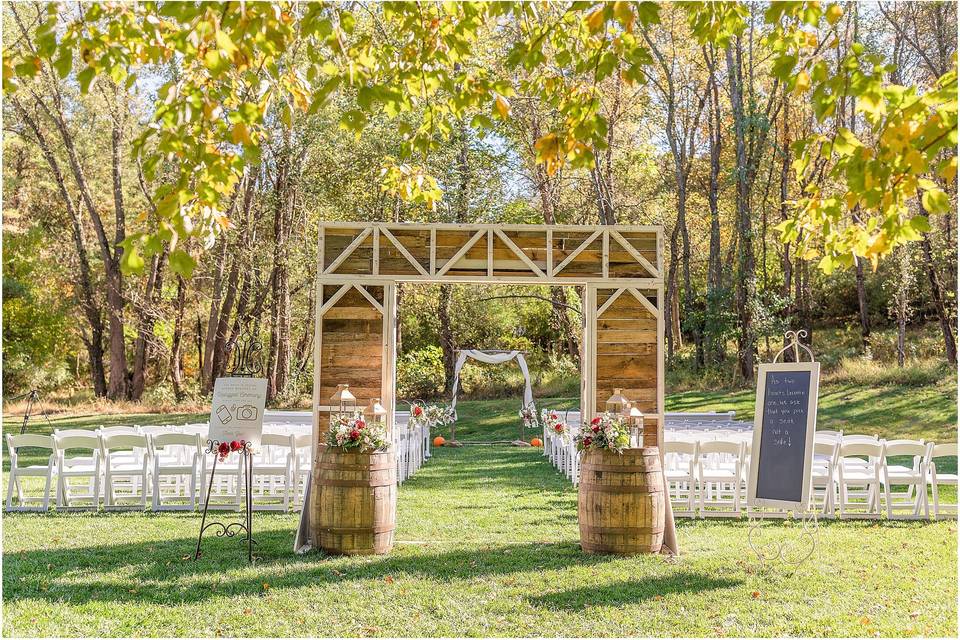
[438,284,456,394]
[170,275,187,402]
[855,258,871,349]
[531,110,581,362]
[726,40,757,381]
[921,234,958,364]
[267,154,293,402]
[9,97,108,397]
[664,221,681,362]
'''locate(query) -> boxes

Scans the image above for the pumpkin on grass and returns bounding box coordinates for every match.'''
[531,437,542,447]
[433,436,446,447]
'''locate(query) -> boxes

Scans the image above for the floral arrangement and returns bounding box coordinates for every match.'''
[327,413,388,452]
[519,404,538,430]
[574,413,630,454]
[410,403,454,430]
[216,439,248,462]
[543,411,569,441]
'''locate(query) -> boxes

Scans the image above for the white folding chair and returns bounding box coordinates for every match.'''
[54,433,101,509]
[292,433,312,509]
[251,434,294,511]
[927,442,957,520]
[882,439,930,519]
[664,440,698,517]
[101,433,151,510]
[837,439,885,519]
[151,432,202,511]
[697,440,744,517]
[808,439,839,517]
[6,434,57,511]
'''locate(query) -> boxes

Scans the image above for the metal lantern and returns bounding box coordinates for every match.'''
[363,398,388,434]
[628,405,645,447]
[330,384,356,420]
[605,388,630,417]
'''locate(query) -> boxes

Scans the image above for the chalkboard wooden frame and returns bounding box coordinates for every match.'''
[747,362,820,511]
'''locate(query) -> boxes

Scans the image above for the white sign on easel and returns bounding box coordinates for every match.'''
[209,377,267,447]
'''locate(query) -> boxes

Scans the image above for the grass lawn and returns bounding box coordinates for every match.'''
[2,387,957,636]
[3,442,957,637]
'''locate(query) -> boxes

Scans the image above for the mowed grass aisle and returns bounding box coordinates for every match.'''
[3,439,957,637]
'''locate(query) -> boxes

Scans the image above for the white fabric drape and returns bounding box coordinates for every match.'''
[450,350,533,416]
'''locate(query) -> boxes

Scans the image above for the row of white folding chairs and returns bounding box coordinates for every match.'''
[394,421,430,484]
[5,427,312,512]
[663,433,958,520]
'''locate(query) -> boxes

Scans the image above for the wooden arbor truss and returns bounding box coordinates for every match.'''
[312,222,664,452]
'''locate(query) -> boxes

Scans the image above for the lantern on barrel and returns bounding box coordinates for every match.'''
[363,398,388,437]
[628,405,645,447]
[605,388,630,418]
[331,384,356,421]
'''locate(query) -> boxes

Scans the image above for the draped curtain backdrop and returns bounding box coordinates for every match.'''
[450,350,534,418]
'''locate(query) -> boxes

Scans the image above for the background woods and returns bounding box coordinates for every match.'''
[2,1,957,405]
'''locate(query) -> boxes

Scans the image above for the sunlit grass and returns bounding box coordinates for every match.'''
[3,442,956,637]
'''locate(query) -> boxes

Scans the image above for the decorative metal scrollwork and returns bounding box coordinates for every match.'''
[747,510,819,569]
[772,329,815,363]
[228,325,264,378]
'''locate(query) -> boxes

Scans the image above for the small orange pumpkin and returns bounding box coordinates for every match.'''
[531,437,543,447]
[433,436,446,447]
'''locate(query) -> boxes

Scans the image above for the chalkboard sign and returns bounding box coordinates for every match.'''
[747,362,820,510]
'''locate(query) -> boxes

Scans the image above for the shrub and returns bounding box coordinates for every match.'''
[397,346,445,399]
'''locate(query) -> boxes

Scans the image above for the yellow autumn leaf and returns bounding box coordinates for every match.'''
[586,8,606,33]
[534,133,563,176]
[231,122,251,145]
[794,70,810,95]
[493,94,510,120]
[826,4,843,25]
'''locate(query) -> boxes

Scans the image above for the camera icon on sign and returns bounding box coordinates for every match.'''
[236,404,258,421]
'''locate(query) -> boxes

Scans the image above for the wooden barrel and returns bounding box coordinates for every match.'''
[311,445,397,555]
[578,447,664,554]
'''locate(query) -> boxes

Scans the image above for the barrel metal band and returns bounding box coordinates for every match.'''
[578,482,663,493]
[580,524,664,535]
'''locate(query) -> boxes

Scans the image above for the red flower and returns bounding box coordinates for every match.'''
[592,425,600,433]
[356,419,366,429]
[591,417,601,425]
[551,413,558,420]
[583,437,592,447]
[230,440,241,451]
[413,405,423,417]
[554,424,564,433]
[350,429,361,440]
[218,442,230,456]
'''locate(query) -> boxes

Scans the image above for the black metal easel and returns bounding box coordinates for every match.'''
[9,389,54,435]
[193,327,263,564]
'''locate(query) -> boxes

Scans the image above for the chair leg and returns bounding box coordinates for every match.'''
[5,471,16,510]
[42,469,54,511]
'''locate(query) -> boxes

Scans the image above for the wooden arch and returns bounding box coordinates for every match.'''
[311,222,665,452]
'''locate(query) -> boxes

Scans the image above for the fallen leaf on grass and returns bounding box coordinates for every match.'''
[243,608,252,616]
[331,569,344,577]
[384,575,394,584]
[909,611,920,620]
[860,616,871,625]
[751,591,760,599]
